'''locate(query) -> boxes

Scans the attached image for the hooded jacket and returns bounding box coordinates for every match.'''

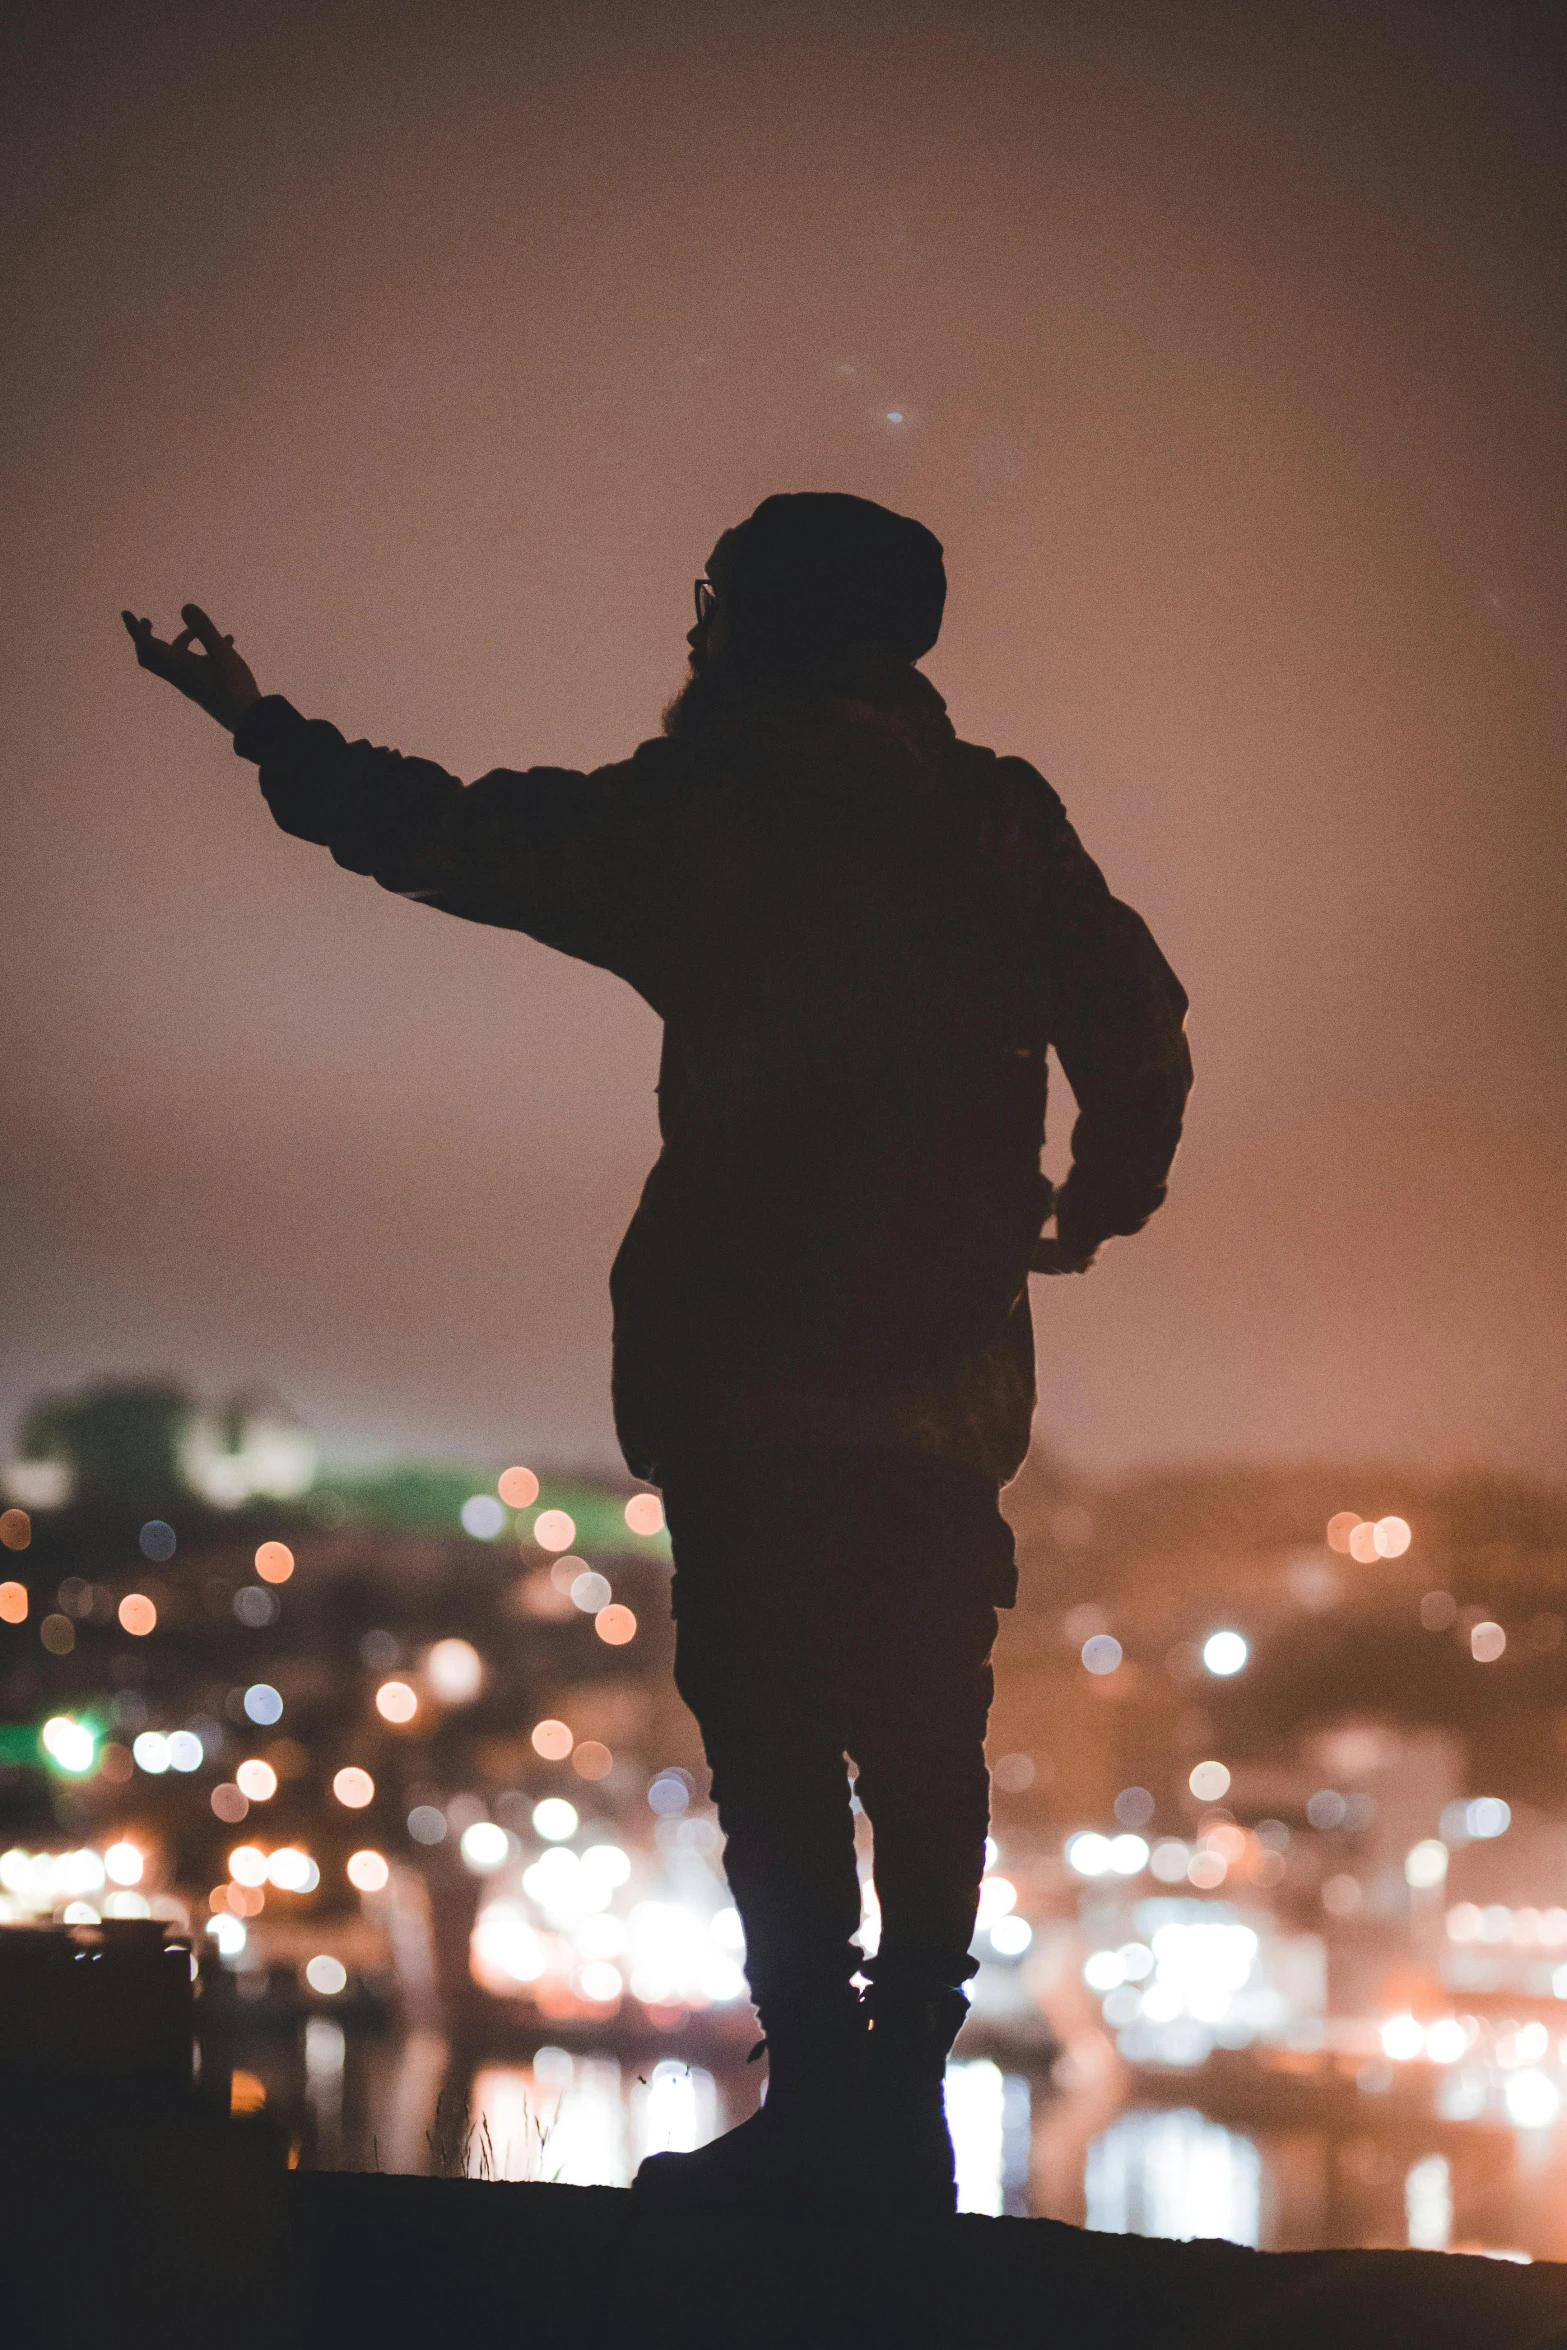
[235,669,1191,1485]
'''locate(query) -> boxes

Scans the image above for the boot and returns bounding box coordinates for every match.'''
[862,1981,970,2217]
[632,1986,867,2211]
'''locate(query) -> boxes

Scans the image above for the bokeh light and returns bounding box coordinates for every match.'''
[1081,1633,1122,1675]
[498,1466,539,1508]
[407,1805,446,1845]
[0,1509,31,1551]
[1326,1511,1362,1553]
[1188,1760,1231,1802]
[236,1759,278,1801]
[1373,1515,1412,1557]
[268,1847,317,1891]
[532,1509,576,1552]
[0,1580,27,1623]
[595,1604,637,1646]
[624,1493,664,1536]
[533,1798,579,1842]
[571,1740,613,1781]
[376,1679,418,1724]
[229,1845,268,1887]
[569,1569,612,1614]
[1406,1840,1449,1889]
[460,1494,506,1540]
[138,1520,176,1562]
[1471,1620,1507,1663]
[243,1682,284,1725]
[211,1783,249,1823]
[40,1614,75,1654]
[426,1638,483,1704]
[234,1586,278,1627]
[305,1954,348,1995]
[347,1849,390,1893]
[333,1766,375,1808]
[104,1840,144,1886]
[530,1718,574,1761]
[254,1541,295,1584]
[460,1821,510,1872]
[41,1715,95,1773]
[1348,1522,1380,1564]
[117,1592,156,1636]
[1202,1630,1248,1676]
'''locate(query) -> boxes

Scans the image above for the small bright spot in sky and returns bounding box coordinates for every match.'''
[886,410,904,423]
[1203,1630,1248,1676]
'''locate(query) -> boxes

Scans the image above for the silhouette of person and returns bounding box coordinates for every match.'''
[124,493,1191,2213]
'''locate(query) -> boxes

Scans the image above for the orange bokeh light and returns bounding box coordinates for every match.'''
[624,1493,664,1536]
[0,1509,31,1552]
[1374,1515,1412,1557]
[333,1766,375,1808]
[0,1581,28,1624]
[1326,1512,1362,1553]
[498,1465,539,1509]
[530,1718,574,1762]
[571,1740,614,1781]
[118,1592,157,1636]
[347,1849,390,1893]
[236,1759,278,1801]
[375,1680,418,1725]
[1348,1522,1380,1563]
[254,1542,295,1585]
[594,1604,637,1647]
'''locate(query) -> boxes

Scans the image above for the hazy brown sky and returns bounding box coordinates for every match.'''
[3,2,1563,1478]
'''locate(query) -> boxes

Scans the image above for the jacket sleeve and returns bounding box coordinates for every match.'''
[1003,761,1192,1258]
[233,694,653,978]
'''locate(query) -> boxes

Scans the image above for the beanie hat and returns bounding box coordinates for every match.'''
[705,492,946,669]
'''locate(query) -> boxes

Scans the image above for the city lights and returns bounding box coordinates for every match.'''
[254,1540,295,1584]
[533,1798,580,1842]
[40,1715,96,1774]
[1405,1840,1449,1889]
[332,1766,375,1808]
[460,1821,511,1873]
[347,1848,389,1893]
[268,1847,318,1892]
[375,1679,418,1724]
[104,1840,144,1885]
[425,1638,483,1704]
[460,1494,506,1539]
[1202,1631,1248,1677]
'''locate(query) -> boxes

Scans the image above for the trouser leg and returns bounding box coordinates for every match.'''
[664,1468,864,2016]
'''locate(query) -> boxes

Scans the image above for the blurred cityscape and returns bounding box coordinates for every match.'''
[5,1379,1567,2257]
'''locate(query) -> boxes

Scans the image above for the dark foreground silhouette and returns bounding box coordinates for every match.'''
[286,2171,1567,2349]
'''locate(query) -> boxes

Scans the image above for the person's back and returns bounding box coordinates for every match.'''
[124,489,1191,2215]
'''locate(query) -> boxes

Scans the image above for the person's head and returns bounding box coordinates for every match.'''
[675,492,946,713]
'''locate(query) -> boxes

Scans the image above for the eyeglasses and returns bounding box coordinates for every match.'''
[694,579,717,625]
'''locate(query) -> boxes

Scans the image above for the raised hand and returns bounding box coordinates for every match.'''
[121,603,262,733]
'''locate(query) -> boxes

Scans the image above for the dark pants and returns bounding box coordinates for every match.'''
[662,1446,1014,2016]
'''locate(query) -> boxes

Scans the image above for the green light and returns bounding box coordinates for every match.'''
[39,1715,99,1775]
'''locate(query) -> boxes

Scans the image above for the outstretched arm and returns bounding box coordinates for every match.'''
[122,601,659,986]
[122,603,262,731]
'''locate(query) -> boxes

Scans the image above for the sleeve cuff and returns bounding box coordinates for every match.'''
[233,695,307,764]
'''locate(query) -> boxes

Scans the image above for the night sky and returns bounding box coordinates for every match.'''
[3,3,1563,1478]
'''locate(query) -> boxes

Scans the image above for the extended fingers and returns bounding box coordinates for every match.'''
[180,602,227,654]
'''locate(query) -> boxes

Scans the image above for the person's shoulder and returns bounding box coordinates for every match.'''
[947,737,1069,841]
